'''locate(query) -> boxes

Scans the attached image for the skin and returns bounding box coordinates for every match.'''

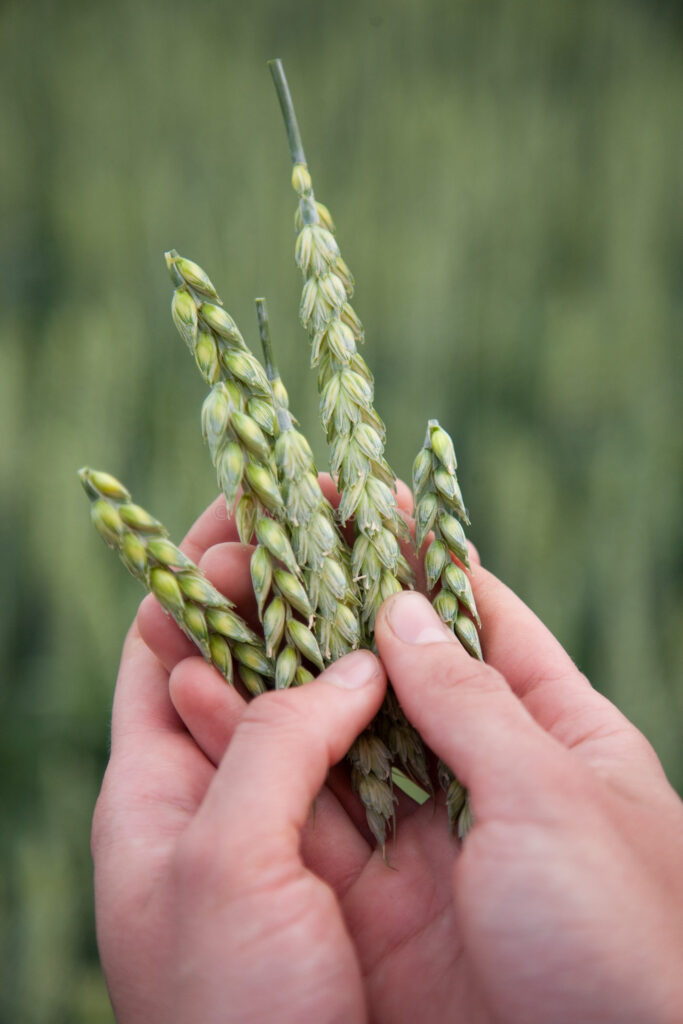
[92,483,683,1023]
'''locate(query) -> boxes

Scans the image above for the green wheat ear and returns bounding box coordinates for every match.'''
[256,297,362,663]
[268,57,413,637]
[269,59,433,843]
[257,297,401,849]
[78,468,272,695]
[412,419,482,837]
[165,251,325,688]
[413,420,481,655]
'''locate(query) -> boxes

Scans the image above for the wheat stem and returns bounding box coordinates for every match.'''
[268,59,307,167]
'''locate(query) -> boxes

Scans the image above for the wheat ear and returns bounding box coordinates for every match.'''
[165,252,325,688]
[412,419,482,836]
[256,300,403,848]
[256,297,361,662]
[269,61,433,839]
[413,420,481,653]
[268,58,413,636]
[78,468,272,694]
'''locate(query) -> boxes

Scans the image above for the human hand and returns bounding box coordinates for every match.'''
[97,484,683,1024]
[369,584,683,1023]
[92,492,389,1024]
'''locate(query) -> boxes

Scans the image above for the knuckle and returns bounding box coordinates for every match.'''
[237,692,329,766]
[239,691,308,737]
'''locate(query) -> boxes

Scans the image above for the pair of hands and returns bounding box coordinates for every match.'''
[92,484,683,1023]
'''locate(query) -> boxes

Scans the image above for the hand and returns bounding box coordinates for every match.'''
[371,587,683,1024]
[95,487,683,1023]
[92,493,388,1024]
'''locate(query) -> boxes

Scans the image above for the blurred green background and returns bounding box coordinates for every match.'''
[1,0,681,1019]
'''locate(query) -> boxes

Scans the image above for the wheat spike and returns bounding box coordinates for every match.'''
[257,299,404,848]
[165,251,324,687]
[268,59,413,637]
[269,61,433,841]
[412,419,482,836]
[256,298,362,662]
[413,419,481,653]
[78,467,272,694]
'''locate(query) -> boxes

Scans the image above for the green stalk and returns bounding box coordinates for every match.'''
[255,296,293,426]
[268,59,307,167]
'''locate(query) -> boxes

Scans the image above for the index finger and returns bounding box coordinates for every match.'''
[94,625,216,866]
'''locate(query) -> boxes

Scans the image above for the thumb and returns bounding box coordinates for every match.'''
[374,592,581,825]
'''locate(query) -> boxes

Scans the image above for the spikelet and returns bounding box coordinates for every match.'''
[165,251,324,687]
[412,419,482,836]
[347,731,397,850]
[78,468,272,694]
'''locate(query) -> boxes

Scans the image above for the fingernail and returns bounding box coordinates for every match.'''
[325,650,379,690]
[387,591,456,645]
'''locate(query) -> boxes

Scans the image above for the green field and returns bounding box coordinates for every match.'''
[1,1,681,1019]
